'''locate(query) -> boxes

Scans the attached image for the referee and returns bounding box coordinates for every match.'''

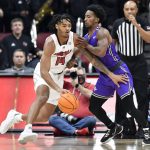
[112,0,150,138]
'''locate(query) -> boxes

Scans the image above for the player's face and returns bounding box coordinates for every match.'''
[56,19,72,38]
[84,10,98,28]
[123,1,138,19]
[11,21,24,35]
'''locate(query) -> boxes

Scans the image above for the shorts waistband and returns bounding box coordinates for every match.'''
[109,60,124,72]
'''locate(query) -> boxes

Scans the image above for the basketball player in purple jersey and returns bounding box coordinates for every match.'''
[77,4,150,144]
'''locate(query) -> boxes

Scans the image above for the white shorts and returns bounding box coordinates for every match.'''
[33,63,64,105]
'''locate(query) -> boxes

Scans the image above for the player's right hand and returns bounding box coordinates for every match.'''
[60,89,70,95]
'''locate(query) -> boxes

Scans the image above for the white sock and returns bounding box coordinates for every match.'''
[15,114,23,122]
[24,124,32,132]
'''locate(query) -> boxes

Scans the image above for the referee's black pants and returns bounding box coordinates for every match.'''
[115,54,149,127]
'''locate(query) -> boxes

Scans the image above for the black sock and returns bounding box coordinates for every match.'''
[89,95,114,129]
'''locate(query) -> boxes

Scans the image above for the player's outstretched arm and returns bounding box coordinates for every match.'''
[82,50,128,87]
[73,33,128,87]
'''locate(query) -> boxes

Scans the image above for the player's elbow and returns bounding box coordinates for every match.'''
[99,52,106,57]
[97,47,107,57]
[40,70,48,79]
[99,51,106,57]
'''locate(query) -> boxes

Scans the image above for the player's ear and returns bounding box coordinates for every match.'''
[97,18,100,23]
[96,18,99,23]
[55,24,58,29]
[136,7,138,14]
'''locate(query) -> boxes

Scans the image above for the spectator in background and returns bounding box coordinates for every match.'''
[35,0,55,32]
[2,18,40,68]
[8,0,39,35]
[111,0,150,138]
[4,49,34,73]
[49,67,96,136]
[49,111,96,136]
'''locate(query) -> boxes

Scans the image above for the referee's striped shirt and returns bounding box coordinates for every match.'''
[111,17,150,56]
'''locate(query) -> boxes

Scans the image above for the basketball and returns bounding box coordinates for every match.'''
[58,92,79,114]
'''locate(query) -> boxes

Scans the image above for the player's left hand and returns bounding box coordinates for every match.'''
[76,37,88,49]
[109,73,129,88]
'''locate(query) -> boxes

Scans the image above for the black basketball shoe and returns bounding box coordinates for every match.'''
[142,128,150,145]
[101,124,123,143]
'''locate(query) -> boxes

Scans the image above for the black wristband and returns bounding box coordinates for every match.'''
[75,84,79,88]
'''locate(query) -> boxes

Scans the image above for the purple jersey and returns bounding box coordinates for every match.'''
[84,27,133,99]
[84,28,121,71]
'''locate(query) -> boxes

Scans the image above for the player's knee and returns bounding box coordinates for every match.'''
[89,98,96,113]
[121,94,135,114]
[38,116,48,122]
[37,95,49,105]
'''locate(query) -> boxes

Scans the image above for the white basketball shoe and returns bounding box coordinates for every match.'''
[18,124,38,144]
[0,109,22,134]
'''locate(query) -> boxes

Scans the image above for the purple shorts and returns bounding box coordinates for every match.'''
[93,63,133,99]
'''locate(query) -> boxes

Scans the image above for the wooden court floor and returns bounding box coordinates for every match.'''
[0,133,150,150]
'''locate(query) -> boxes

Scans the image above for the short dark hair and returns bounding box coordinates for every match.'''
[124,0,138,8]
[86,4,106,24]
[49,14,73,33]
[13,49,26,57]
[11,18,24,27]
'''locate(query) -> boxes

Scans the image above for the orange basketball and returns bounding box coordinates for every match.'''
[58,92,79,114]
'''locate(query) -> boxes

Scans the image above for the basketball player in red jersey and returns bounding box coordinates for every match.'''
[0,14,128,144]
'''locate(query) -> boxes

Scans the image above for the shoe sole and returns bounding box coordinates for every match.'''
[0,110,16,134]
[142,141,150,145]
[101,126,124,144]
[18,134,38,145]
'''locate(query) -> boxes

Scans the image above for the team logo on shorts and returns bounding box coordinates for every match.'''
[93,86,97,91]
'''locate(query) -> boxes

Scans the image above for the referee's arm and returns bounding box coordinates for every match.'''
[129,15,150,43]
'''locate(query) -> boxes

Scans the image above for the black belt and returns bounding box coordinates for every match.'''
[118,52,144,61]
[109,60,124,72]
